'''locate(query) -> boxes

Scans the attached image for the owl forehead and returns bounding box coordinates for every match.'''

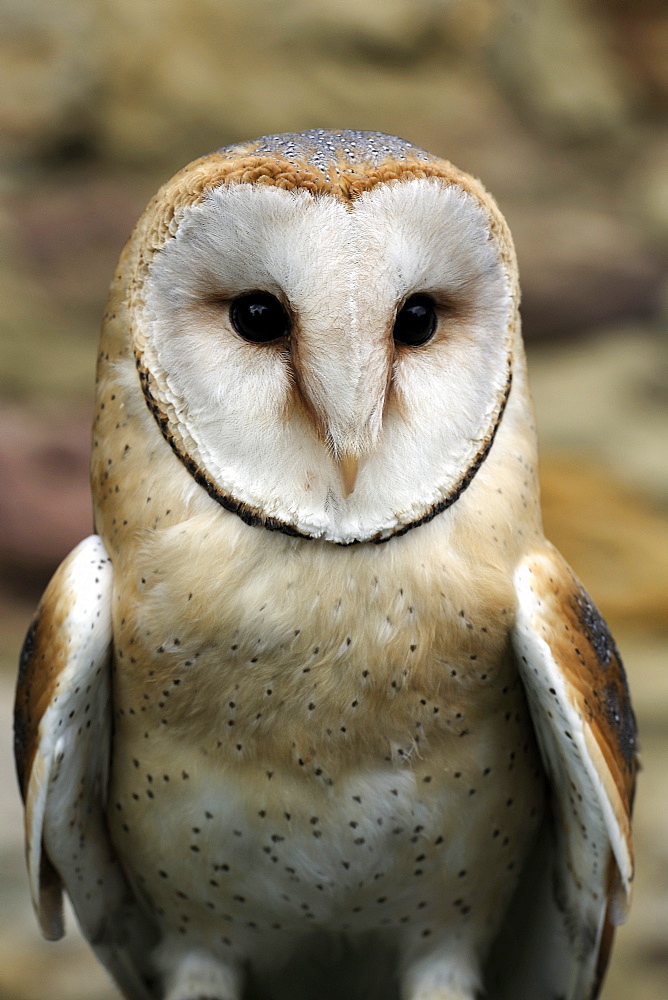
[131,135,518,299]
[145,175,508,320]
[224,129,437,181]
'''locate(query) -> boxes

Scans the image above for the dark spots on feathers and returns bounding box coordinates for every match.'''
[13,616,42,798]
[602,678,638,770]
[573,587,618,669]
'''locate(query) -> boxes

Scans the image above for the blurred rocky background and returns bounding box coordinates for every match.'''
[0,0,666,997]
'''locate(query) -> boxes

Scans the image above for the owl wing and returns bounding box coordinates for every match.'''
[490,543,637,1000]
[14,535,158,1000]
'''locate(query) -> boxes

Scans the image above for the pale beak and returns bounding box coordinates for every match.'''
[338,454,359,498]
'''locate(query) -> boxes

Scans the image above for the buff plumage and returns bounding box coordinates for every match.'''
[15,130,636,1000]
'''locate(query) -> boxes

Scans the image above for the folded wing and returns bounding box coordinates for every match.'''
[14,535,158,999]
[496,543,637,1000]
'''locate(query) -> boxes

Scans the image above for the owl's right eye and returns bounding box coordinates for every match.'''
[230,292,290,343]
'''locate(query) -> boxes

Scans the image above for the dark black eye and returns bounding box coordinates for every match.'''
[393,294,437,347]
[230,292,290,343]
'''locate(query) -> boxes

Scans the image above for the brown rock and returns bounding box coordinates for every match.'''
[510,205,664,338]
[600,0,668,109]
[540,453,668,631]
[0,408,92,597]
[488,0,630,141]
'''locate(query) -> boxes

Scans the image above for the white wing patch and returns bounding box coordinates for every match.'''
[16,535,157,999]
[23,536,113,935]
[509,547,637,1000]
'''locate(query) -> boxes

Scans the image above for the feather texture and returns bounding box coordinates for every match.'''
[15,130,636,1000]
[14,535,158,998]
[508,545,637,997]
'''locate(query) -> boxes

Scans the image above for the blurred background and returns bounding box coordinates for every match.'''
[0,1,666,997]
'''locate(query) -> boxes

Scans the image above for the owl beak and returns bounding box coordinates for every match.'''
[338,454,359,498]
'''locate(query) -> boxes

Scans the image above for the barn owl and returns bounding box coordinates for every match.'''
[14,130,636,1000]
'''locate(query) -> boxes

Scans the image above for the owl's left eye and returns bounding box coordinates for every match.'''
[393,294,438,347]
[230,292,290,343]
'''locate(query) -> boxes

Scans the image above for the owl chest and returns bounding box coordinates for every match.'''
[111,544,516,772]
[109,543,544,941]
[109,646,542,948]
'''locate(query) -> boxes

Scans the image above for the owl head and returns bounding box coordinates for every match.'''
[96,130,532,546]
